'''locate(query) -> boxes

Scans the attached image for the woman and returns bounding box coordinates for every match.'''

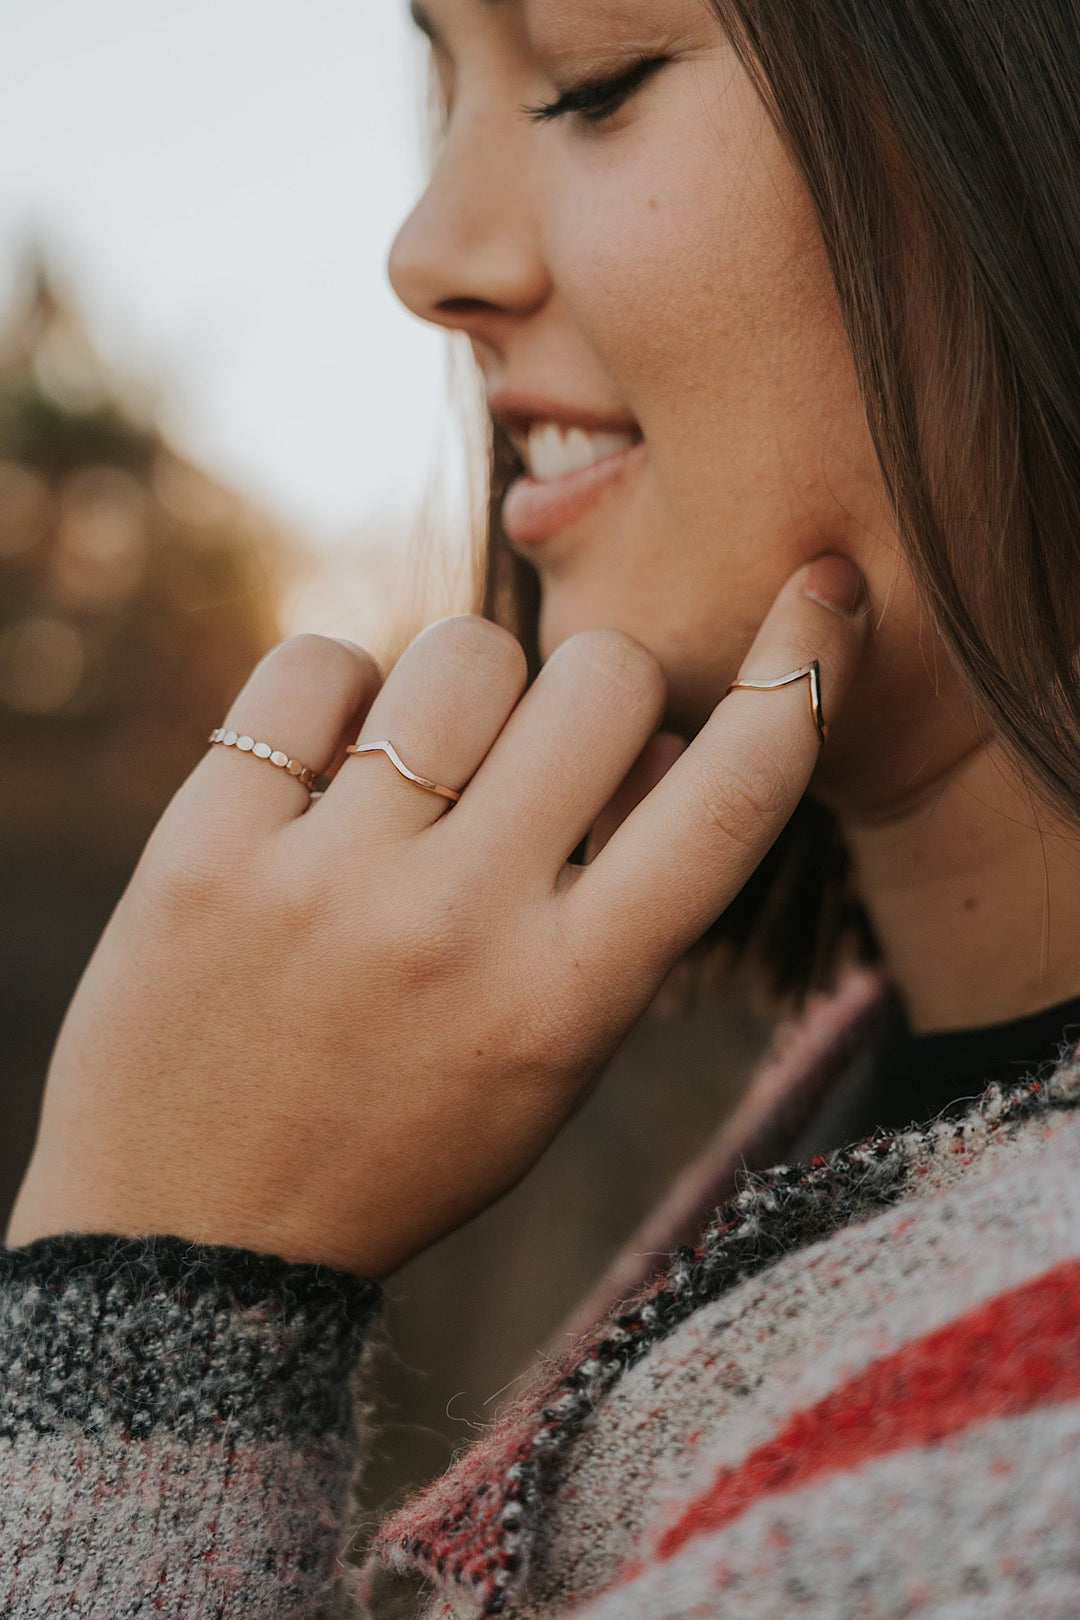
[4,0,1080,1612]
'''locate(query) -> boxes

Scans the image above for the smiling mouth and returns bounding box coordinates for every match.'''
[518,421,640,481]
[501,419,646,548]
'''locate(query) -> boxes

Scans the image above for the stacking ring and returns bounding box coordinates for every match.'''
[726,659,828,746]
[208,728,319,791]
[345,739,462,803]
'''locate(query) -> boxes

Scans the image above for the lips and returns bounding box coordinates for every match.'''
[502,440,646,547]
[494,410,646,547]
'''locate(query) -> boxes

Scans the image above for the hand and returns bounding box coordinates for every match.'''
[6,556,866,1276]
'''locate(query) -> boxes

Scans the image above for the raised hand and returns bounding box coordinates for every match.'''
[6,556,866,1276]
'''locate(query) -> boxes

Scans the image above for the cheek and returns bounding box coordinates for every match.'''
[532,64,904,738]
[543,76,872,534]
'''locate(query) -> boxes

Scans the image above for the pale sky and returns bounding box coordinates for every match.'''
[0,1,465,552]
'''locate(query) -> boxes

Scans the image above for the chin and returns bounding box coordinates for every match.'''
[538,611,717,743]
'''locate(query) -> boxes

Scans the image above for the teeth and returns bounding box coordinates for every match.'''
[526,422,638,483]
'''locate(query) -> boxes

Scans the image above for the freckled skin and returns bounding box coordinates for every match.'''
[390,0,1080,1030]
[390,0,982,818]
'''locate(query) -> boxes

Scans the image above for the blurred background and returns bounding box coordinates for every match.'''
[0,1,771,1522]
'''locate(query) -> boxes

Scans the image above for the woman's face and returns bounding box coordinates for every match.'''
[389,0,981,816]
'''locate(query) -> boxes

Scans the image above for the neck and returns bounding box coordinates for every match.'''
[839,740,1080,1034]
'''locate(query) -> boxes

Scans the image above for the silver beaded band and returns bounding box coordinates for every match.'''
[208,728,319,792]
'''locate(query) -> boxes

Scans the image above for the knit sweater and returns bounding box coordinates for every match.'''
[3,973,1080,1618]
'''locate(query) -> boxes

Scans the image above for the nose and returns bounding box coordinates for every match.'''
[388,94,550,348]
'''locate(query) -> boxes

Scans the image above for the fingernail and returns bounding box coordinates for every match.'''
[803,554,866,617]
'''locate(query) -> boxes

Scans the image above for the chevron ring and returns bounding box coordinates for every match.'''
[345,739,463,803]
[726,659,828,746]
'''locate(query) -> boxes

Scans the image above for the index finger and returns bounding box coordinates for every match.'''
[564,556,868,996]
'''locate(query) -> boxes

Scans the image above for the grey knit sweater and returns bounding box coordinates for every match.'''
[3,977,1080,1617]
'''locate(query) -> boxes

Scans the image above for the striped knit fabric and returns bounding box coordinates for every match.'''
[2,1047,1080,1615]
[372,1061,1080,1616]
[0,1237,380,1617]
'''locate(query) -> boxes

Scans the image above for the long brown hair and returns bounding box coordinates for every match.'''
[478,0,1080,1006]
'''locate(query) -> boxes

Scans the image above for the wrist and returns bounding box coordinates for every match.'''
[6,1159,374,1276]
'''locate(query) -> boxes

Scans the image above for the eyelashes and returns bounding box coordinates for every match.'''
[524,57,668,127]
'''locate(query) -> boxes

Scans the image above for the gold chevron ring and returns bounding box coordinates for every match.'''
[345,739,463,803]
[726,659,828,746]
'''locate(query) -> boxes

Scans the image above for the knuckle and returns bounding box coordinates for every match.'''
[499,1009,548,1082]
[376,882,476,994]
[697,753,791,848]
[144,815,324,945]
[138,812,245,927]
[558,628,666,718]
[501,919,600,1079]
[495,979,560,1077]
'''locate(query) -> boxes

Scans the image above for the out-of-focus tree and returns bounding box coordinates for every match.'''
[0,259,287,1212]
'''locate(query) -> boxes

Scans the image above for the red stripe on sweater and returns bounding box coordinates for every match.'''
[656,1256,1080,1563]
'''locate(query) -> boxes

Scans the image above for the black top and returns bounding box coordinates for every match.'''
[796,987,1080,1157]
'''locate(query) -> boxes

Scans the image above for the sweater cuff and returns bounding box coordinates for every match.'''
[0,1233,383,1619]
[0,1231,381,1444]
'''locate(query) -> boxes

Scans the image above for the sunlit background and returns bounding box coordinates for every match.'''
[0,0,473,647]
[0,0,766,1529]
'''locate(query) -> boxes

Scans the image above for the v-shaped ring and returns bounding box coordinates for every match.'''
[726,659,828,746]
[345,739,462,802]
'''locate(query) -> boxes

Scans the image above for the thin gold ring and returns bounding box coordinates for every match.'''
[208,729,319,791]
[345,739,462,803]
[726,659,828,746]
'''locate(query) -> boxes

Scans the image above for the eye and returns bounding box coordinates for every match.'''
[524,57,667,128]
